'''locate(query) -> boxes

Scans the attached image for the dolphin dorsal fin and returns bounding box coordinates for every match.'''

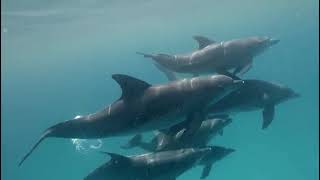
[193,35,216,49]
[112,74,151,101]
[100,151,131,162]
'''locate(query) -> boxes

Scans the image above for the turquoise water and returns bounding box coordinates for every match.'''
[1,0,319,179]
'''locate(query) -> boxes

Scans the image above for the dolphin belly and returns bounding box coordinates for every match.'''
[134,112,185,133]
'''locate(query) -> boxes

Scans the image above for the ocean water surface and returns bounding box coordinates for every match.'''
[1,0,319,179]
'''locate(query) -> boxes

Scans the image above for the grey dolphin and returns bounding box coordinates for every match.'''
[198,146,235,179]
[121,117,232,152]
[208,78,300,129]
[84,146,235,180]
[137,36,279,79]
[19,74,244,166]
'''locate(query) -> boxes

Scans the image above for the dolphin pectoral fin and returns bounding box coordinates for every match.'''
[153,131,173,152]
[262,104,275,129]
[99,151,131,163]
[162,120,189,136]
[112,74,151,101]
[215,69,242,80]
[182,111,205,138]
[153,63,177,81]
[233,61,253,76]
[193,35,216,49]
[201,163,213,179]
[121,134,143,149]
[239,62,252,75]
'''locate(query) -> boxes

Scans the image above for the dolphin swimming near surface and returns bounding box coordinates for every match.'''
[121,117,232,152]
[19,74,244,166]
[84,146,235,180]
[137,35,279,80]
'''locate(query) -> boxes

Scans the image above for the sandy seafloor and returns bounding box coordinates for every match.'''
[1,0,319,179]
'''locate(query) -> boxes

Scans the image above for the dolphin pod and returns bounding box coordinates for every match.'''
[19,34,300,180]
[19,74,243,166]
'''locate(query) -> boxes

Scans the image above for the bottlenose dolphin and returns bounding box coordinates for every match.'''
[198,146,235,179]
[208,78,300,129]
[121,117,232,152]
[84,146,235,180]
[19,74,244,166]
[137,36,279,79]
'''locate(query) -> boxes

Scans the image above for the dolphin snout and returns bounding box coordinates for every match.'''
[291,92,301,98]
[223,118,233,125]
[269,38,280,46]
[226,148,236,154]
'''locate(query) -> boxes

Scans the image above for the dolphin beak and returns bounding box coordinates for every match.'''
[227,148,236,154]
[292,92,301,98]
[223,118,233,125]
[269,38,280,46]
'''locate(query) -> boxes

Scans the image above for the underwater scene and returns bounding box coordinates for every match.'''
[1,0,319,179]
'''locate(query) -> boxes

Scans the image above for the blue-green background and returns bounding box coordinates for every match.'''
[1,0,319,179]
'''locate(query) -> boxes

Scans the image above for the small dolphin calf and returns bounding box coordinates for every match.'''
[19,74,243,166]
[84,146,235,180]
[208,79,300,129]
[121,117,232,152]
[138,36,279,79]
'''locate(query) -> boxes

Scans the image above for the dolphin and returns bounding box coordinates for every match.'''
[84,146,235,180]
[208,78,300,129]
[137,36,279,79]
[198,146,235,179]
[19,74,244,166]
[121,117,232,152]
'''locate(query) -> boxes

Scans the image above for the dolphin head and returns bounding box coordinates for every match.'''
[203,117,232,133]
[206,75,245,105]
[214,117,233,128]
[246,36,280,56]
[212,146,236,159]
[84,152,133,180]
[272,85,300,104]
[199,146,235,165]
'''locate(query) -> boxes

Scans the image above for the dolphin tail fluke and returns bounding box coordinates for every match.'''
[136,52,155,58]
[120,134,143,149]
[18,129,51,167]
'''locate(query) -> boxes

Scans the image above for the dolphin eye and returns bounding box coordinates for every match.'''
[112,159,118,165]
